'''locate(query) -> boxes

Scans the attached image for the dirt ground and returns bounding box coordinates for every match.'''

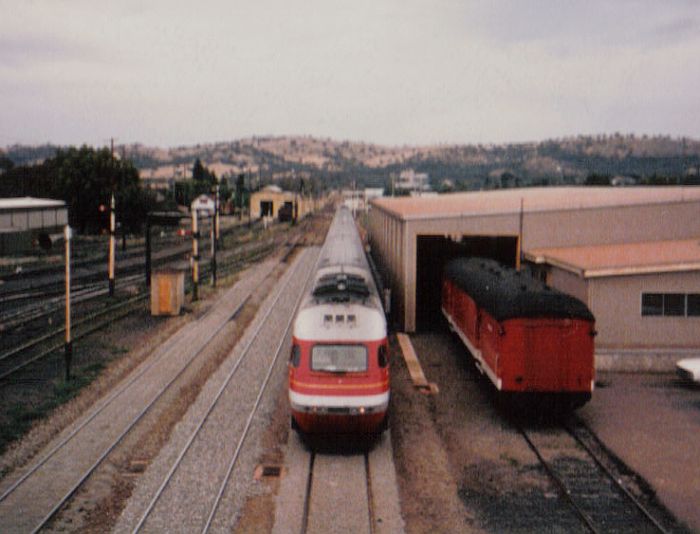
[389,326,694,533]
[579,372,700,532]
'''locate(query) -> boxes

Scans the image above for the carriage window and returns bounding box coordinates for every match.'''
[311,345,367,372]
[290,345,301,368]
[378,345,388,368]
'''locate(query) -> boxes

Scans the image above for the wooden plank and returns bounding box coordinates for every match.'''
[396,333,429,388]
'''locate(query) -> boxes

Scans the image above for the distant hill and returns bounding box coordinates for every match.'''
[3,134,700,192]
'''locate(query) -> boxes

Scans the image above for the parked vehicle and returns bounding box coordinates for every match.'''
[676,358,700,384]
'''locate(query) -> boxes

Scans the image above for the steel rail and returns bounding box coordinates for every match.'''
[0,245,282,364]
[364,453,376,534]
[0,282,252,512]
[0,241,281,385]
[0,293,145,365]
[565,417,670,534]
[300,452,316,534]
[0,302,144,382]
[517,426,600,534]
[298,452,374,534]
[201,247,314,533]
[132,248,309,533]
[24,286,256,534]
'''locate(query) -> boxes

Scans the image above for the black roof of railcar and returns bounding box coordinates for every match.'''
[444,257,594,322]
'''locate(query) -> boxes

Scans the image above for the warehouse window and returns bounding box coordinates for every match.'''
[641,293,663,316]
[641,293,700,317]
[664,294,685,316]
[688,294,700,316]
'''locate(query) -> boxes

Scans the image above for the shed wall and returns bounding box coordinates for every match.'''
[546,267,589,305]
[588,271,700,348]
[521,202,700,250]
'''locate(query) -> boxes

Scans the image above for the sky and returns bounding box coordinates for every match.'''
[1,0,699,148]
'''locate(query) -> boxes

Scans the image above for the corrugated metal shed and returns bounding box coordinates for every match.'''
[371,186,700,220]
[0,197,68,253]
[367,187,700,336]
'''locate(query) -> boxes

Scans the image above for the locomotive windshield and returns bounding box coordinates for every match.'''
[311,344,368,372]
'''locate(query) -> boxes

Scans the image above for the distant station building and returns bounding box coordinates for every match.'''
[396,169,431,194]
[367,187,700,369]
[342,188,384,212]
[249,185,314,221]
[0,197,68,254]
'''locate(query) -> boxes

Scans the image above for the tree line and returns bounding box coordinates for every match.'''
[0,145,154,234]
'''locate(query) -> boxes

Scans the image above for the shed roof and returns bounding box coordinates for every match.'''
[525,238,700,278]
[370,187,700,221]
[0,197,66,210]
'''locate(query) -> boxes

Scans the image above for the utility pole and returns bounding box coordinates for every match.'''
[192,209,200,301]
[214,183,220,249]
[64,225,72,380]
[109,192,115,296]
[210,213,217,287]
[145,214,152,287]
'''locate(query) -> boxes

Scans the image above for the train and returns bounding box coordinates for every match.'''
[288,206,389,434]
[442,257,596,411]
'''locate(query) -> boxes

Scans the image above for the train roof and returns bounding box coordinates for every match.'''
[313,271,370,302]
[444,257,594,322]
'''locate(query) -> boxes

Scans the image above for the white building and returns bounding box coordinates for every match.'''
[396,170,431,193]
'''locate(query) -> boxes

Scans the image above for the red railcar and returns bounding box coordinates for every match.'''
[442,258,595,410]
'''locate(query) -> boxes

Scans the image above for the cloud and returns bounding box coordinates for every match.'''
[1,0,699,146]
[0,33,100,69]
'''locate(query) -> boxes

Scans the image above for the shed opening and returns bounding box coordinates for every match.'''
[415,235,518,330]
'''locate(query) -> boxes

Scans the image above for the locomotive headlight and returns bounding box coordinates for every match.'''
[359,407,365,414]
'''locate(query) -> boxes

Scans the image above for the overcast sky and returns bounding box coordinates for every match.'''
[1,0,699,148]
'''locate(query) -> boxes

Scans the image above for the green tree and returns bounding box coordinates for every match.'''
[0,145,153,234]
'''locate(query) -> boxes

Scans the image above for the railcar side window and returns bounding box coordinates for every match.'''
[311,345,367,372]
[290,345,301,368]
[378,345,388,368]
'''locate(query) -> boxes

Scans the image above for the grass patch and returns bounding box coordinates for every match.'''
[0,362,105,456]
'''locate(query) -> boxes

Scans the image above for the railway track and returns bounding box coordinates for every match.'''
[0,217,257,312]
[516,416,674,534]
[272,430,403,534]
[0,249,289,533]
[122,247,318,532]
[301,451,375,534]
[0,238,280,384]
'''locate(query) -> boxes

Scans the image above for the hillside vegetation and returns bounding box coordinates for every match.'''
[3,134,700,193]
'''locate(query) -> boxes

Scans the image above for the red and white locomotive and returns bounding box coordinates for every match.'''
[289,207,389,434]
[442,257,595,411]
